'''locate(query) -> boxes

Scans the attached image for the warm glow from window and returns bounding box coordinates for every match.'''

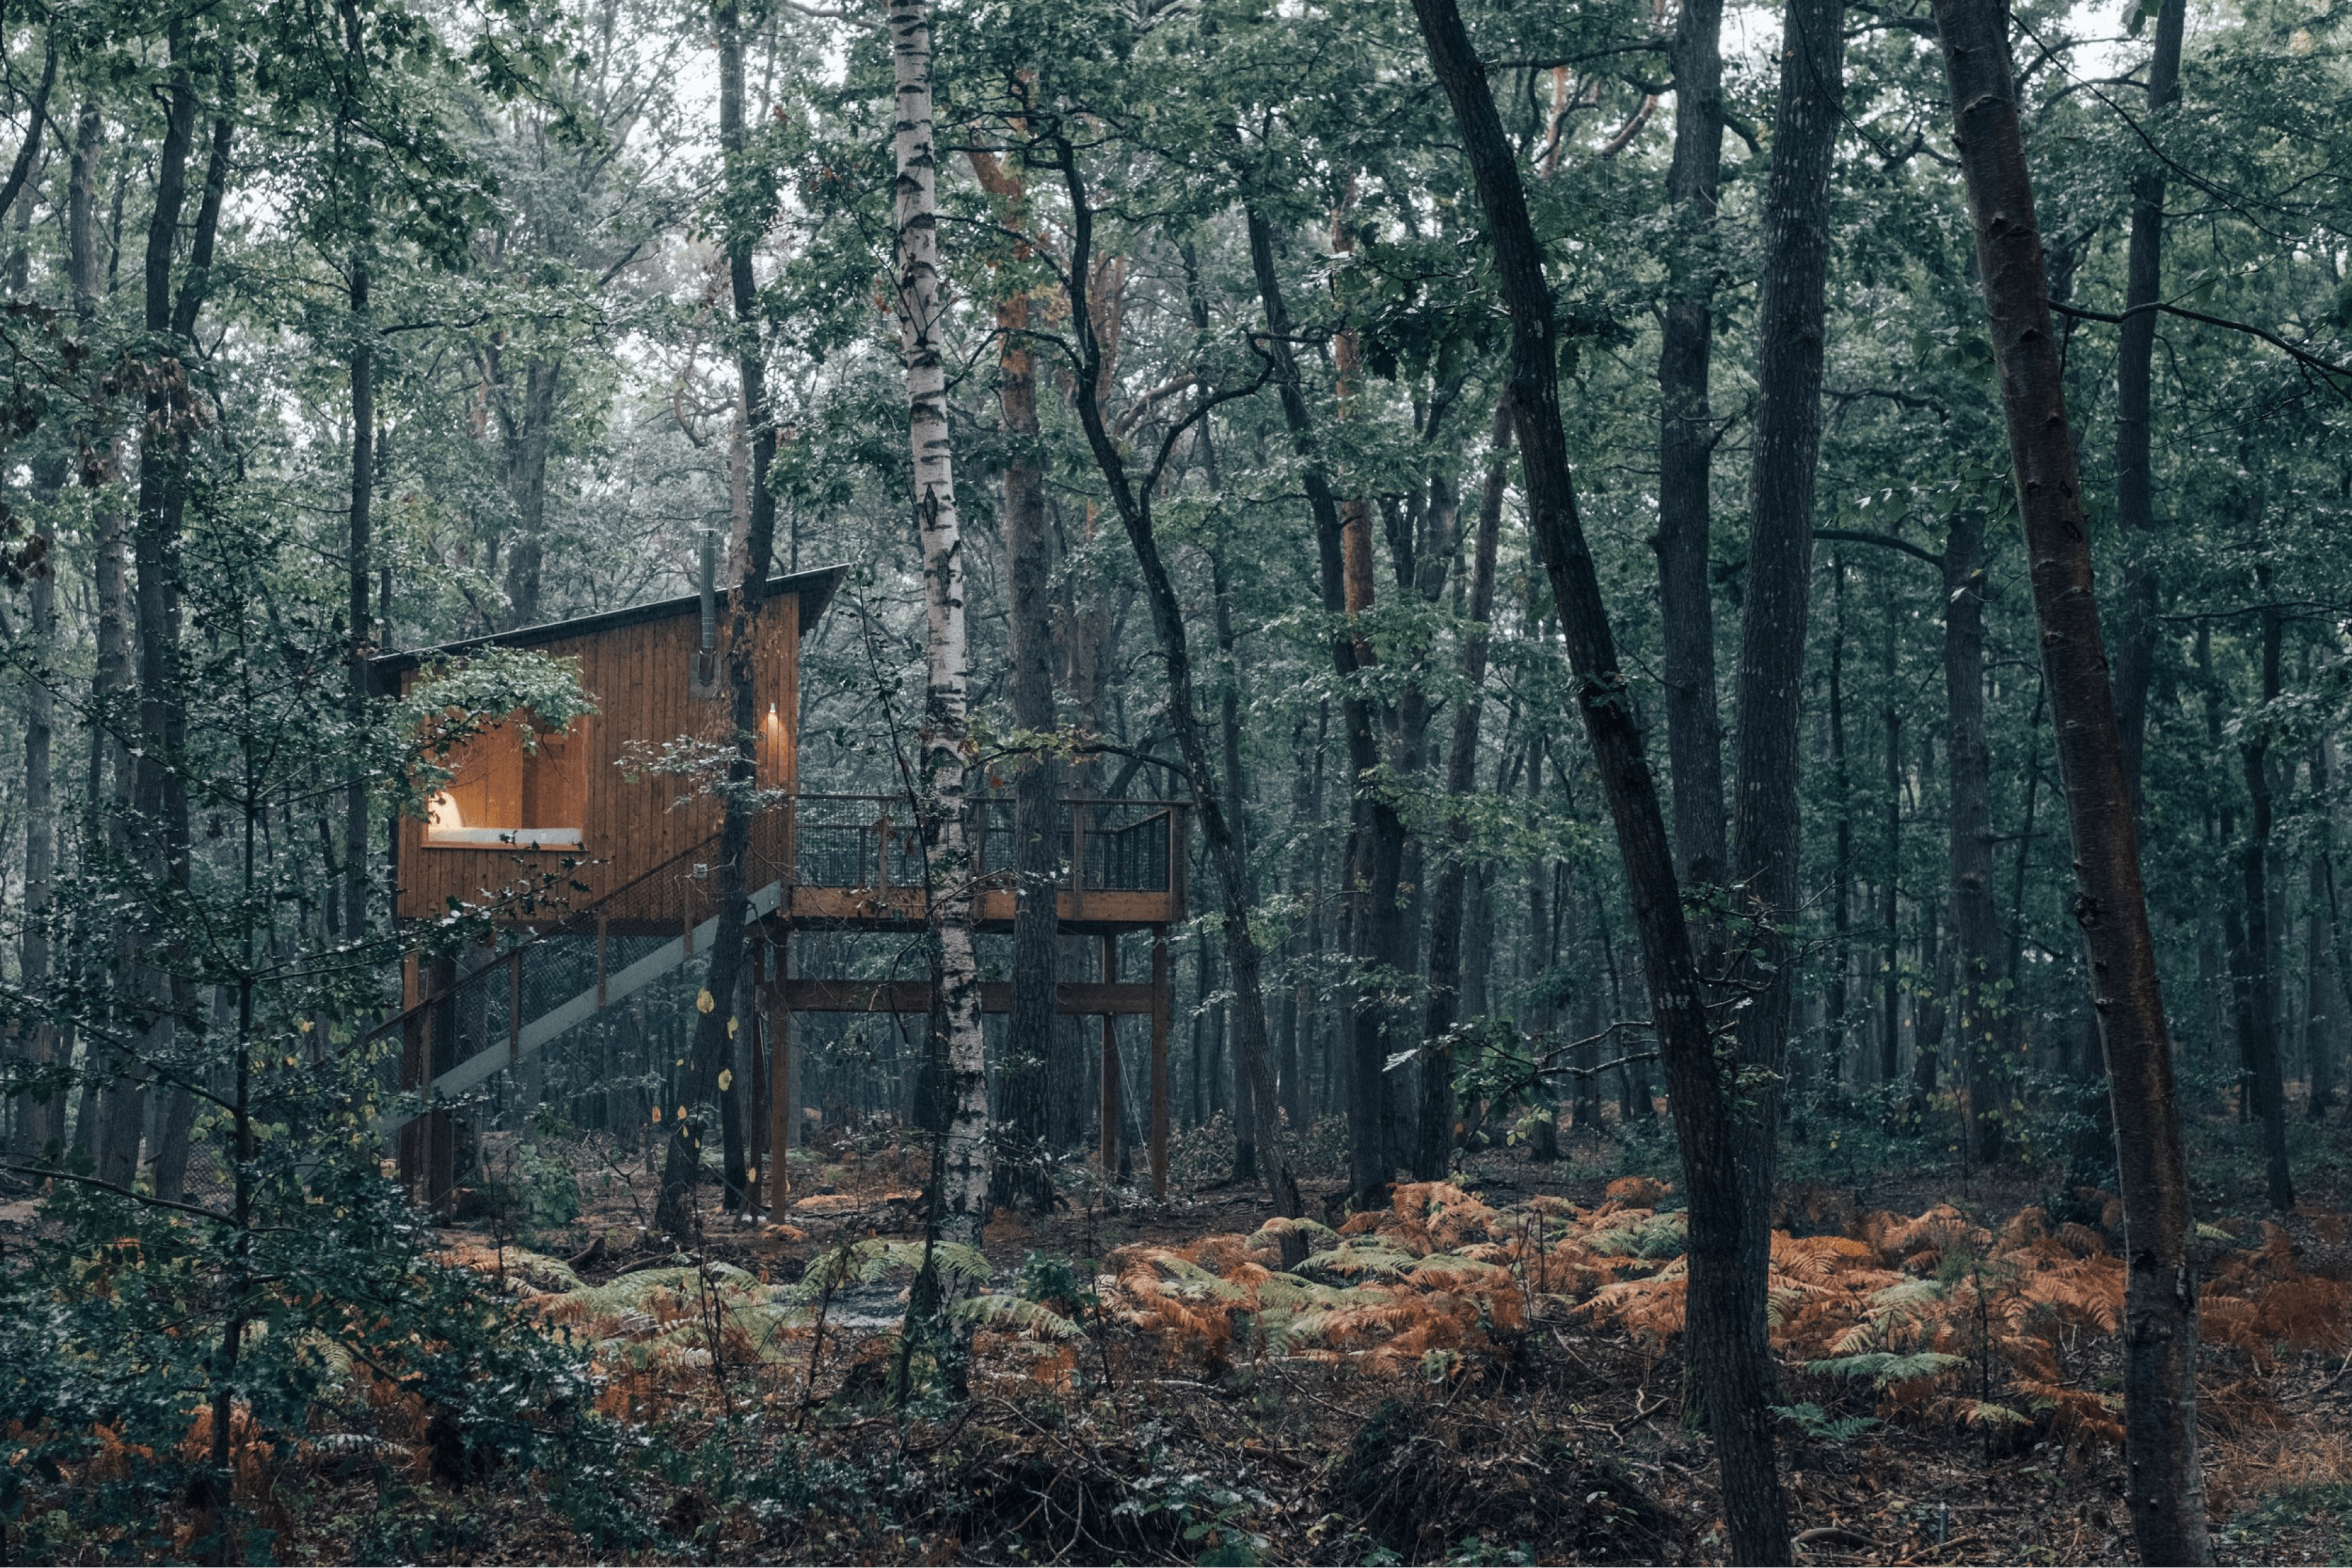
[423,713,587,849]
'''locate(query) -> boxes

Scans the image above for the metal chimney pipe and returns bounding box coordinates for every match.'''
[698,530,717,652]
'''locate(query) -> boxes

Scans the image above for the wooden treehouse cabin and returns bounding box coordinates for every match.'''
[370,567,1186,1213]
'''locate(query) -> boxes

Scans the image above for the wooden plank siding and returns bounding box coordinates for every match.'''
[390,587,805,924]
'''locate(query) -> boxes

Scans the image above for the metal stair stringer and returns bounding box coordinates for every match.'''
[375,877,783,1137]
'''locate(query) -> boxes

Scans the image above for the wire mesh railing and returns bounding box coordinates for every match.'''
[368,793,1185,1125]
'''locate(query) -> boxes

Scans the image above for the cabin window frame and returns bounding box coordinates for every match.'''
[421,710,590,851]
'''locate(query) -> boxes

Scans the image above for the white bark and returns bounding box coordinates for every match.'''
[892,0,988,1244]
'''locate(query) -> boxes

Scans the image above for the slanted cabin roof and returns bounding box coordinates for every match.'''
[371,565,846,677]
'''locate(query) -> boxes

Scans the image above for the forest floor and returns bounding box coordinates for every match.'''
[295,1104,2352,1566]
[17,1104,2352,1564]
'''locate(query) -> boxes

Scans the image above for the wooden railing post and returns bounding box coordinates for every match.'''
[1099,933,1119,1178]
[398,952,421,1194]
[768,932,795,1216]
[1170,804,1189,919]
[1151,928,1170,1200]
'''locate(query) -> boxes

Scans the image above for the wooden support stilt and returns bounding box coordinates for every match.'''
[1099,933,1119,1177]
[1150,928,1170,1200]
[508,949,522,1061]
[398,953,421,1192]
[768,932,794,1216]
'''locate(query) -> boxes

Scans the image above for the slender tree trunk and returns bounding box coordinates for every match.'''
[1243,202,1393,1210]
[2307,843,2333,1118]
[2310,742,2339,1118]
[497,355,560,629]
[1727,0,1844,1289]
[1656,0,1727,895]
[2110,0,2188,802]
[1944,506,2001,1159]
[1208,535,1261,1182]
[658,1,784,1233]
[1882,600,1902,1086]
[1052,139,1303,1227]
[968,150,1059,1212]
[102,29,202,1191]
[2235,576,2293,1210]
[1929,0,2210,1553]
[1417,398,1510,1178]
[1408,2,1790,1554]
[1826,557,1850,1092]
[347,255,374,949]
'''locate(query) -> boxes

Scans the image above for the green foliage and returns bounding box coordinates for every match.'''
[1771,1402,1883,1443]
[1804,1350,1969,1389]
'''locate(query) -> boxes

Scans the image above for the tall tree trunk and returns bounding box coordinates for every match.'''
[1943,505,2001,1159]
[1656,0,1727,894]
[2307,846,2334,1118]
[496,355,561,628]
[1408,3,1790,1555]
[1826,557,1850,1092]
[1882,598,1902,1086]
[347,255,374,949]
[1416,398,1510,1178]
[1929,0,2210,1554]
[2235,574,2293,1210]
[891,0,987,1245]
[967,150,1059,1213]
[657,0,783,1233]
[1209,534,1259,1181]
[103,27,202,1191]
[1243,202,1394,1210]
[1727,0,1845,1291]
[2310,742,2338,1119]
[1051,140,1303,1229]
[2110,0,2188,803]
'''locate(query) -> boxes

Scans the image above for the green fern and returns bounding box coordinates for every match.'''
[1804,1350,1966,1388]
[954,1291,1085,1341]
[1770,1402,1880,1442]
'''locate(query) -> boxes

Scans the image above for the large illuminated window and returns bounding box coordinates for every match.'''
[424,715,587,849]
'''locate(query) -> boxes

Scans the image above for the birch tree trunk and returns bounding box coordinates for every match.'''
[892,0,987,1245]
[1929,0,2210,1553]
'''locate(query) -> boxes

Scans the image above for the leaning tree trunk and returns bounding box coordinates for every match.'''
[1727,0,1845,1299]
[1416,398,1510,1179]
[1408,1,1791,1556]
[892,0,988,1245]
[1049,137,1304,1229]
[1929,0,2211,1555]
[657,0,784,1234]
